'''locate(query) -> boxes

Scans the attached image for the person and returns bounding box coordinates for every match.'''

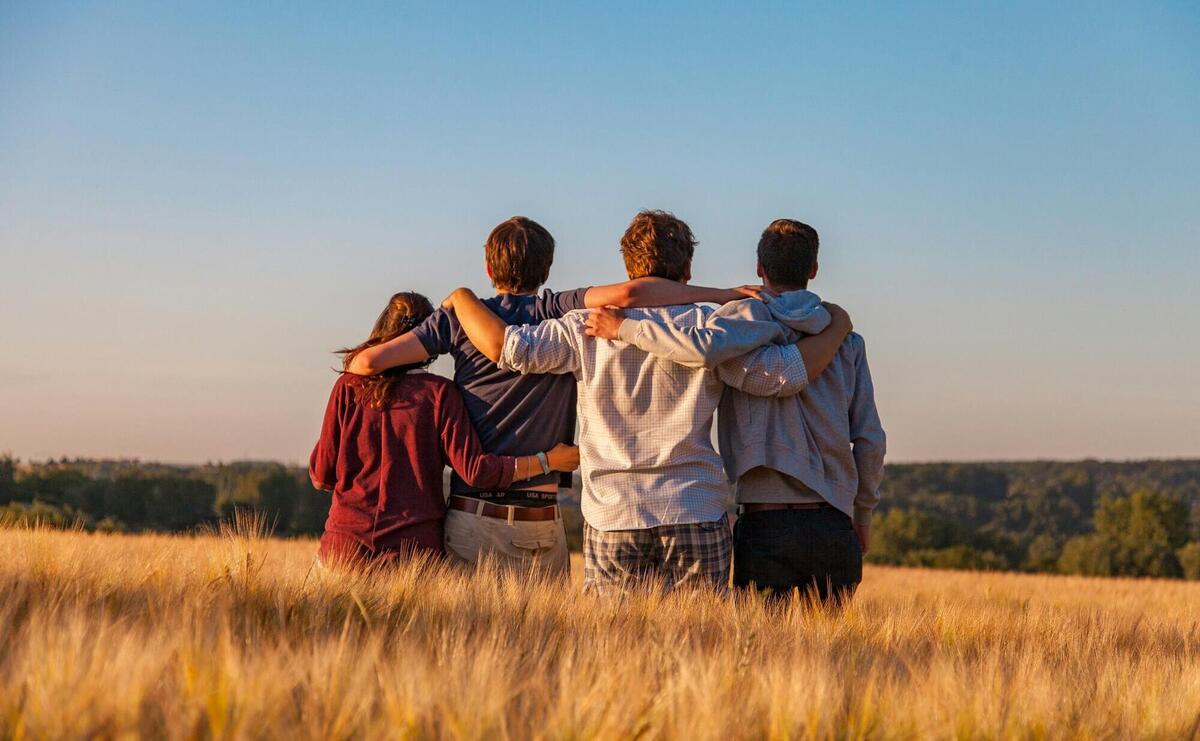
[309,291,579,569]
[585,219,885,604]
[441,211,853,593]
[344,216,765,577]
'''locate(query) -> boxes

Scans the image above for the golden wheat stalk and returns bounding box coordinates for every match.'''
[2,522,1200,739]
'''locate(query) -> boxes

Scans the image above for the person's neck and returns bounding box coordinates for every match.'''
[765,281,806,294]
[495,286,537,297]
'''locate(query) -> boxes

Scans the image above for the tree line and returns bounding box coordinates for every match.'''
[0,457,329,536]
[3,456,1198,579]
[871,460,1200,579]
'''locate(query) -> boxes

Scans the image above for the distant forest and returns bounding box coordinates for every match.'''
[3,456,1199,580]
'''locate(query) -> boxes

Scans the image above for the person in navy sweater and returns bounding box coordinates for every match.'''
[310,291,578,568]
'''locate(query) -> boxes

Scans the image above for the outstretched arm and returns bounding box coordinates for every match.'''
[796,303,854,382]
[584,277,769,309]
[717,309,852,396]
[585,301,853,383]
[436,382,581,488]
[497,318,581,377]
[345,333,430,375]
[442,288,509,363]
[588,304,789,369]
[443,288,581,375]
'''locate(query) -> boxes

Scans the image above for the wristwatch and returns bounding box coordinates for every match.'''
[536,451,552,476]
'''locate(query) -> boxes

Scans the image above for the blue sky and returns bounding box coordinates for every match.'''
[2,1,1198,463]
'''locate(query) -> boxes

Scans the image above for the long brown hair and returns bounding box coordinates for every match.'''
[337,292,435,408]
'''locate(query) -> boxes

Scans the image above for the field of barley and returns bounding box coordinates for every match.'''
[3,521,1200,740]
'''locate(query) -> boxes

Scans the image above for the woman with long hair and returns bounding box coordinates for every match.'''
[309,291,579,566]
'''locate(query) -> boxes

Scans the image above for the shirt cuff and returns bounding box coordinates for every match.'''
[853,506,873,527]
[617,318,640,344]
[497,326,526,372]
[780,343,809,389]
[498,456,517,489]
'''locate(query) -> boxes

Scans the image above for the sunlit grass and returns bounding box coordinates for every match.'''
[3,522,1200,739]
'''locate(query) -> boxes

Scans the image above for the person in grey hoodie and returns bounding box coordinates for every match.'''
[585,218,885,603]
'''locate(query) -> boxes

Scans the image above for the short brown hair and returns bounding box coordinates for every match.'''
[757,219,819,288]
[485,216,554,293]
[619,210,696,281]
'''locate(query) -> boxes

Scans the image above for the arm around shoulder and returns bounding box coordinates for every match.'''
[443,288,508,363]
[716,341,810,397]
[497,315,582,376]
[584,277,754,309]
[792,303,853,382]
[345,332,431,375]
[606,300,786,370]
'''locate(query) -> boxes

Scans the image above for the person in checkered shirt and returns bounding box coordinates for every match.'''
[587,219,886,605]
[442,211,852,594]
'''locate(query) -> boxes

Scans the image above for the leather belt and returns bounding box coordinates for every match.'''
[449,495,560,522]
[741,502,831,513]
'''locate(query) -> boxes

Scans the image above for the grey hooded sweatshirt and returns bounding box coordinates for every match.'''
[616,289,886,525]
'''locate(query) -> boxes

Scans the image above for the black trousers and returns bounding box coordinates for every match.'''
[732,506,863,604]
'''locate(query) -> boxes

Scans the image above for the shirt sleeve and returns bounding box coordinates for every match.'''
[614,301,806,396]
[534,288,590,320]
[435,382,516,490]
[497,317,582,376]
[615,300,790,369]
[847,335,886,526]
[409,308,455,357]
[715,342,809,398]
[308,378,344,492]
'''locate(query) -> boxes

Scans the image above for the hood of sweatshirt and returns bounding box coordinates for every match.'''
[764,289,832,338]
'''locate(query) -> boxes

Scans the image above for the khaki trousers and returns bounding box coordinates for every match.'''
[443,507,570,578]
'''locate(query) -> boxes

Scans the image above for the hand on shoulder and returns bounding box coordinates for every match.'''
[584,306,626,340]
[441,287,478,311]
[822,302,853,335]
[721,285,778,304]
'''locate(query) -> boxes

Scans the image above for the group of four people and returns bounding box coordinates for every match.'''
[310,210,885,602]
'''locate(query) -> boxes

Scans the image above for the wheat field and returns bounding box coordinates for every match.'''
[3,521,1200,740]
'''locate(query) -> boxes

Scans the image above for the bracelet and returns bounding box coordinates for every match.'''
[536,451,552,476]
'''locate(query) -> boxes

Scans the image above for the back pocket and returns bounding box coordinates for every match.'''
[812,524,862,586]
[511,519,564,556]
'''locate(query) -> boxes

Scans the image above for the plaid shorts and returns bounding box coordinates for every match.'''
[583,514,732,594]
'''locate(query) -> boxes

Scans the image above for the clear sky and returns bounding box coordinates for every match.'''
[2,2,1198,465]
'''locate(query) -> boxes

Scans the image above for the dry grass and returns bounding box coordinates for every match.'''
[3,520,1200,740]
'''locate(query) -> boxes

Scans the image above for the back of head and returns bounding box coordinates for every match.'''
[485,216,555,294]
[339,292,435,407]
[757,219,819,289]
[620,210,696,282]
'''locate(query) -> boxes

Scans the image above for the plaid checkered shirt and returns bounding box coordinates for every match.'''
[498,305,809,531]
